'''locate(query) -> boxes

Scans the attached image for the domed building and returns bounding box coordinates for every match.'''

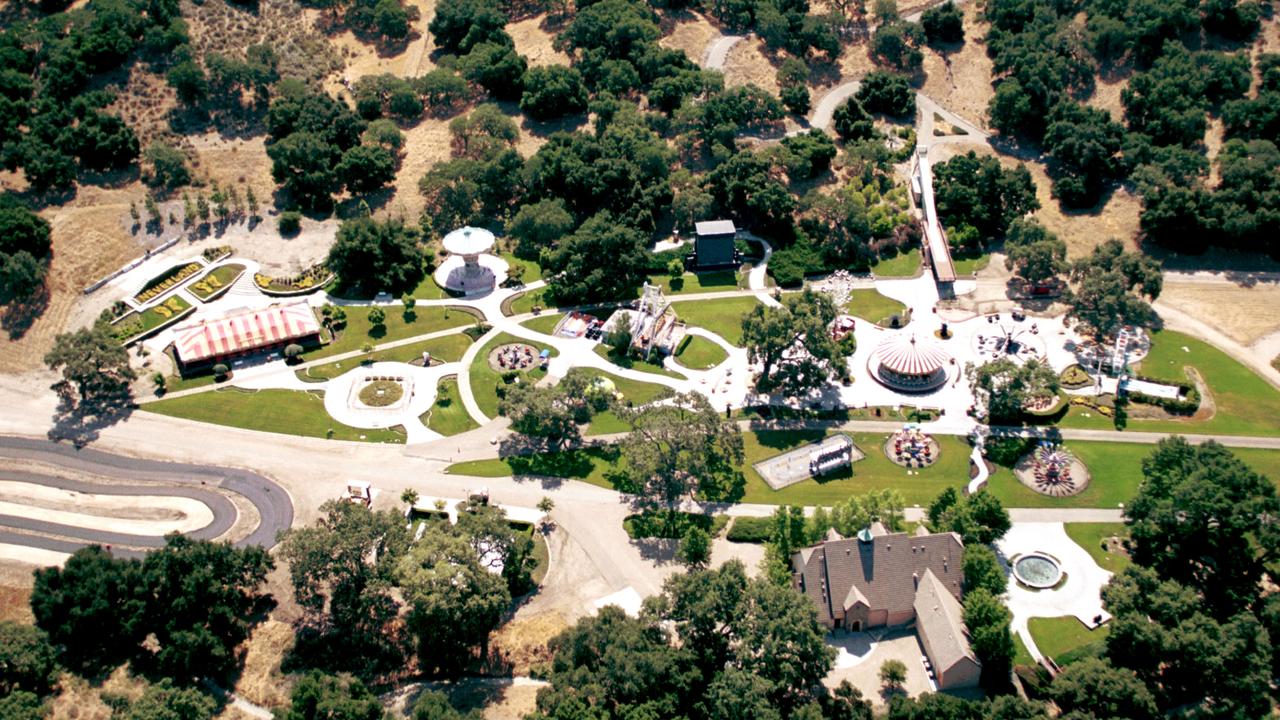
[869,333,952,393]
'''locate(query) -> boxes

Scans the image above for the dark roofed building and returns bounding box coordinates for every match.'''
[792,526,980,689]
[693,219,737,268]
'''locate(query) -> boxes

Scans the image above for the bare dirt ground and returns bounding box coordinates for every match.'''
[722,37,779,94]
[509,15,571,68]
[1157,280,1280,346]
[919,3,994,130]
[659,13,721,65]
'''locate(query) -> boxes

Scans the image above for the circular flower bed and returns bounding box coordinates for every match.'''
[358,380,404,407]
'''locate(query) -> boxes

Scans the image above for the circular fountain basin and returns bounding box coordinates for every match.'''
[1013,553,1063,589]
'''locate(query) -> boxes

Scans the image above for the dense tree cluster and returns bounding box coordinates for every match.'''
[44,321,137,410]
[325,216,426,295]
[0,0,187,193]
[1002,218,1066,287]
[30,537,271,682]
[855,71,915,119]
[267,81,398,210]
[498,370,611,449]
[926,487,1011,545]
[168,42,280,122]
[678,84,784,158]
[1065,239,1161,340]
[931,150,1038,251]
[617,393,746,520]
[0,199,52,303]
[920,1,963,46]
[968,357,1059,423]
[742,289,844,396]
[529,562,854,720]
[280,499,533,680]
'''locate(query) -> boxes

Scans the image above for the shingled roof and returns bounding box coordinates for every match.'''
[914,568,978,674]
[791,528,965,628]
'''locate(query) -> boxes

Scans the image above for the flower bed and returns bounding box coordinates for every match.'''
[1069,395,1115,417]
[255,264,333,296]
[1059,364,1092,389]
[202,246,233,263]
[134,262,202,304]
[111,295,194,344]
[189,263,247,302]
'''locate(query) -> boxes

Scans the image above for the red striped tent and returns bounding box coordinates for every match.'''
[173,301,321,366]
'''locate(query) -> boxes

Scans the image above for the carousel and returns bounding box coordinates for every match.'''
[433,226,509,295]
[885,424,940,468]
[868,333,952,393]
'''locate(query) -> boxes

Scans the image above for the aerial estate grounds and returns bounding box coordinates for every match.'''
[9,0,1280,716]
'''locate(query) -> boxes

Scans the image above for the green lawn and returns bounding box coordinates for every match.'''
[741,431,972,505]
[188,263,246,302]
[508,287,550,315]
[1060,330,1280,436]
[501,252,543,283]
[423,376,480,436]
[1013,633,1035,667]
[567,367,672,435]
[675,335,729,369]
[520,313,564,334]
[1028,617,1108,666]
[469,333,556,419]
[407,272,451,300]
[1065,523,1130,573]
[144,388,405,443]
[843,289,908,327]
[162,371,219,393]
[647,270,743,295]
[951,251,990,275]
[670,296,761,346]
[307,306,478,361]
[987,441,1280,509]
[297,333,474,382]
[871,248,921,277]
[447,429,972,506]
[592,344,683,379]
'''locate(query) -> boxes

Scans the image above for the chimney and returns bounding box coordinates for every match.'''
[913,572,919,589]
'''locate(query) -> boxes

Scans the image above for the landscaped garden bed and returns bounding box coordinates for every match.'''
[202,245,232,263]
[134,262,202,304]
[1059,364,1092,389]
[112,295,195,344]
[255,263,333,296]
[188,263,247,302]
[623,510,729,539]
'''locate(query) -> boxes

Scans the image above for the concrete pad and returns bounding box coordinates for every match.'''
[592,586,644,617]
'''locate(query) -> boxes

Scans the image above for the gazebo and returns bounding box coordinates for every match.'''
[433,226,508,295]
[868,333,951,393]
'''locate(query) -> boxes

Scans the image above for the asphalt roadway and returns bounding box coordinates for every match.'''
[0,435,293,559]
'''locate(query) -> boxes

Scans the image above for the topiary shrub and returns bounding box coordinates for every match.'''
[278,211,302,235]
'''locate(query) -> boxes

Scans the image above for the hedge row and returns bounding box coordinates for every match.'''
[726,516,772,543]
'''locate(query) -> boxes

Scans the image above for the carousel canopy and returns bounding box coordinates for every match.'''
[441,226,496,255]
[873,334,951,377]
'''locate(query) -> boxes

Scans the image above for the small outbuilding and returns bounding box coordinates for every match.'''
[694,219,738,268]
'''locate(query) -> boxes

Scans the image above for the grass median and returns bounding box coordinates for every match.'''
[143,388,405,443]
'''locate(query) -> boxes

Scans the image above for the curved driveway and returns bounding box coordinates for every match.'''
[0,436,293,558]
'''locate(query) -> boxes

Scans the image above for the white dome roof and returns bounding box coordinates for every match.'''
[441,226,496,255]
[873,333,950,376]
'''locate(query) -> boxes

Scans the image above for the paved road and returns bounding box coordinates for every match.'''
[703,35,745,70]
[0,436,294,557]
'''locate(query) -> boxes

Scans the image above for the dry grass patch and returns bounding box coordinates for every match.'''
[836,40,877,88]
[723,37,779,94]
[0,185,145,373]
[187,0,340,87]
[660,13,721,65]
[1204,116,1225,185]
[509,15,570,68]
[919,3,994,129]
[1158,280,1280,346]
[187,132,278,204]
[385,117,453,220]
[1087,70,1128,122]
[489,611,568,675]
[106,65,179,147]
[0,563,33,624]
[233,619,296,709]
